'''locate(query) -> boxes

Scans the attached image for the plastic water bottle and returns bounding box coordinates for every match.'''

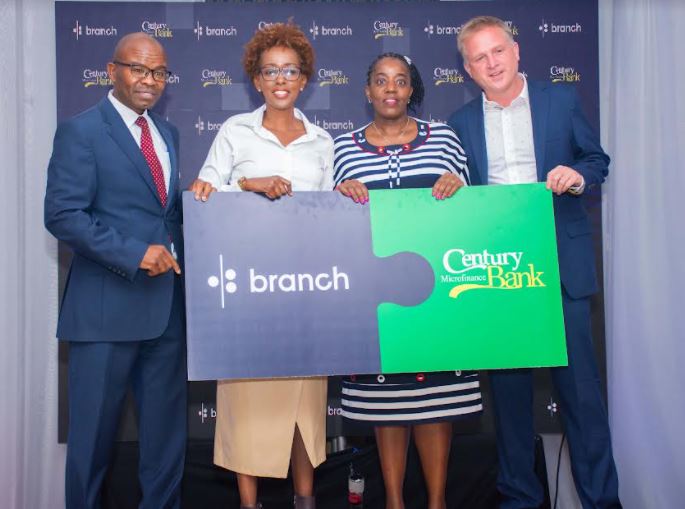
[348,463,364,507]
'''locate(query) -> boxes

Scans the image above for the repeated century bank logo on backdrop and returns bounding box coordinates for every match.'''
[81,67,179,87]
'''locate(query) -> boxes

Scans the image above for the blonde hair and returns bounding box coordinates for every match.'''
[457,16,514,60]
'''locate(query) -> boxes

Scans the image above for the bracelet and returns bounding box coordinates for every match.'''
[237,176,248,191]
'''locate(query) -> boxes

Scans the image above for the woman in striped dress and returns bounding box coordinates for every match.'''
[334,53,483,509]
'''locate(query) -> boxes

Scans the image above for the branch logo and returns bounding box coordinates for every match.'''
[193,21,238,40]
[318,68,350,87]
[309,20,353,40]
[194,116,222,136]
[82,68,112,88]
[440,248,545,298]
[423,21,460,38]
[373,20,404,39]
[433,67,465,86]
[311,115,355,132]
[207,255,351,309]
[141,20,173,38]
[197,402,217,423]
[71,20,118,40]
[201,69,232,87]
[547,397,559,417]
[538,18,582,37]
[550,65,581,83]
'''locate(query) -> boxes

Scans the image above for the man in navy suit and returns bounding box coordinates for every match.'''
[45,33,186,508]
[448,16,621,509]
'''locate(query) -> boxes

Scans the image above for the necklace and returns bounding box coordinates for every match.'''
[371,116,411,146]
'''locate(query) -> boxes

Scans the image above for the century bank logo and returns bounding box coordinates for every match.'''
[538,18,582,37]
[373,20,404,39]
[201,69,233,87]
[440,248,545,298]
[318,68,350,87]
[82,68,112,88]
[207,255,351,309]
[257,21,277,31]
[309,20,353,40]
[433,67,465,86]
[72,20,118,40]
[550,65,581,83]
[193,21,238,40]
[141,20,173,38]
[194,116,223,136]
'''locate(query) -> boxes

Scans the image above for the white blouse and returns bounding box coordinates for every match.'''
[198,105,334,192]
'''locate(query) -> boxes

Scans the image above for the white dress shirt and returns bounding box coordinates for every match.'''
[198,105,334,192]
[483,74,538,186]
[482,75,584,193]
[108,90,171,191]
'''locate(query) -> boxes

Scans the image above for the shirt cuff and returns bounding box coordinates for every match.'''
[568,176,586,195]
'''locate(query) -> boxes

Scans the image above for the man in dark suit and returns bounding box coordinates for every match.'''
[45,33,186,508]
[448,16,621,509]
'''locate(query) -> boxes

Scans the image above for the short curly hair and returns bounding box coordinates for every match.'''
[242,21,315,80]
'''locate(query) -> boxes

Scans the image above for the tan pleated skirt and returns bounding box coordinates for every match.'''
[213,377,327,478]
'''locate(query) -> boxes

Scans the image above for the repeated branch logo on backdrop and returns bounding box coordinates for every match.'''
[423,21,461,38]
[308,20,353,40]
[71,20,118,40]
[194,116,222,136]
[538,18,582,37]
[311,115,355,132]
[193,21,238,40]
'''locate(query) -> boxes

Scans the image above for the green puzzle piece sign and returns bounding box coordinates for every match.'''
[369,183,567,372]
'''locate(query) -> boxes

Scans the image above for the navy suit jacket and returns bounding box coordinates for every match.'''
[45,97,183,341]
[448,81,609,299]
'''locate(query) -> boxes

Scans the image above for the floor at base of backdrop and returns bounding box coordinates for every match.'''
[101,433,550,509]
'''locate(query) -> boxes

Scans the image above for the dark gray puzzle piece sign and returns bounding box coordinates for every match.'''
[183,191,433,380]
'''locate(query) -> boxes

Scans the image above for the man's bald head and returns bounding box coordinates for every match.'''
[107,32,169,114]
[113,32,165,61]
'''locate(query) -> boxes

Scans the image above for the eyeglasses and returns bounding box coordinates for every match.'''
[113,61,173,82]
[259,66,302,81]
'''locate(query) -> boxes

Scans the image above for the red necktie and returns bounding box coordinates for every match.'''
[135,116,167,207]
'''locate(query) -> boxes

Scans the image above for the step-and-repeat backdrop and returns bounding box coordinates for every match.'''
[55,0,601,441]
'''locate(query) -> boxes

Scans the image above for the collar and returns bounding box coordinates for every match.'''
[236,104,326,143]
[483,73,529,110]
[108,90,152,128]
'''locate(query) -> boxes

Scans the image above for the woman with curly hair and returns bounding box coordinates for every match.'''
[189,22,332,509]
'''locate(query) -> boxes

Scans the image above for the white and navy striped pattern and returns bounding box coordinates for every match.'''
[333,120,469,190]
[341,372,482,425]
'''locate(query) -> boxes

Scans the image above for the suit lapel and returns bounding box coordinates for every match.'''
[98,98,165,207]
[468,99,488,185]
[529,81,549,181]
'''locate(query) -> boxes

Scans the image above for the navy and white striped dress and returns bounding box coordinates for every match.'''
[334,119,483,425]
